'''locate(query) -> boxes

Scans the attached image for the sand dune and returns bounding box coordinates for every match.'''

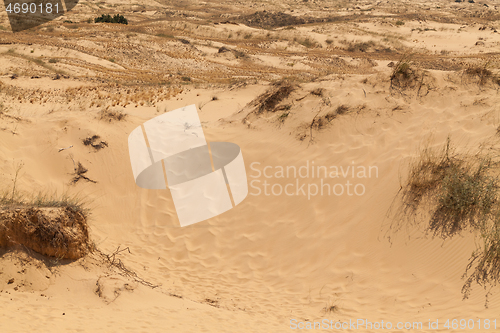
[1,0,500,332]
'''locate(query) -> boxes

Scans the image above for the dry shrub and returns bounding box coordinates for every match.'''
[255,81,295,113]
[72,162,96,184]
[83,135,108,150]
[390,54,421,89]
[310,88,324,97]
[346,40,376,52]
[335,105,350,116]
[0,207,91,260]
[394,138,498,237]
[391,137,500,300]
[99,109,127,122]
[463,228,500,301]
[314,105,350,128]
[464,63,499,86]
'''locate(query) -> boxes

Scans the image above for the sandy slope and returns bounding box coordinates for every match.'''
[0,72,499,332]
[1,0,500,332]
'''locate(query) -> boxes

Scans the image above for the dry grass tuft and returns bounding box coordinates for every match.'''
[390,53,420,89]
[72,162,97,184]
[393,138,498,237]
[83,135,108,150]
[255,81,295,113]
[0,193,91,260]
[98,109,127,122]
[310,88,325,97]
[464,63,499,86]
[346,40,376,52]
[391,137,500,300]
[310,105,349,130]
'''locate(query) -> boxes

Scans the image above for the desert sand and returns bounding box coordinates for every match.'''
[0,0,500,332]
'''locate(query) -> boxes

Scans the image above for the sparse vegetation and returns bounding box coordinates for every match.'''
[0,166,91,260]
[390,53,421,89]
[278,111,290,123]
[0,190,88,216]
[411,27,437,33]
[323,302,339,313]
[334,105,349,116]
[310,88,324,97]
[346,40,376,52]
[98,109,127,122]
[0,204,91,259]
[71,161,96,184]
[156,33,174,39]
[83,135,108,151]
[311,105,349,130]
[298,38,317,48]
[233,50,248,59]
[255,81,295,113]
[464,62,499,86]
[94,14,128,25]
[391,137,500,300]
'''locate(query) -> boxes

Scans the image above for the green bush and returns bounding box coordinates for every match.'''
[94,14,128,25]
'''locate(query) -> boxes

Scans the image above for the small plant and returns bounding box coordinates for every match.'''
[10,161,24,204]
[256,81,295,113]
[94,14,128,25]
[70,161,95,184]
[83,135,108,150]
[390,53,419,89]
[48,58,58,64]
[347,40,376,52]
[233,50,247,59]
[278,111,290,123]
[156,33,174,39]
[335,105,349,115]
[299,38,316,48]
[310,88,324,97]
[390,137,500,301]
[464,62,498,86]
[98,109,127,122]
[323,302,339,314]
[395,20,405,26]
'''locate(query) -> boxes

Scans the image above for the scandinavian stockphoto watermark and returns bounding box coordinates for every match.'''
[249,161,378,199]
[128,105,248,227]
